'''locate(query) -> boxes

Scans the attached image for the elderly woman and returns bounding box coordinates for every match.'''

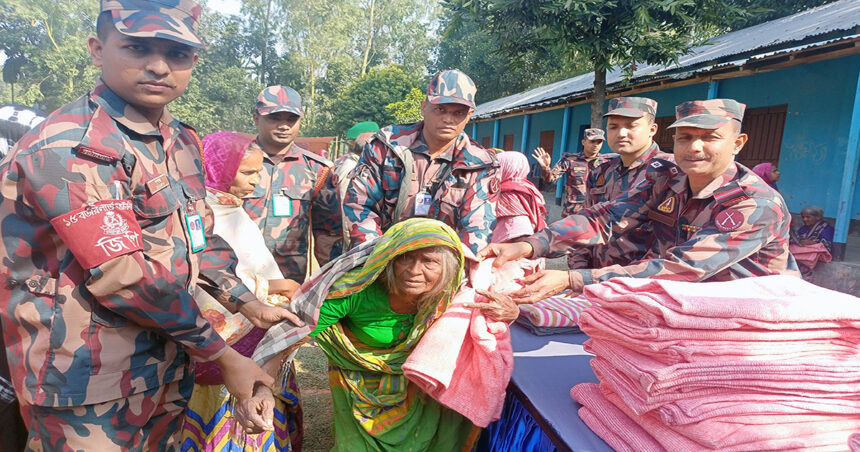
[181,132,303,451]
[241,218,518,451]
[790,205,835,281]
[493,152,548,243]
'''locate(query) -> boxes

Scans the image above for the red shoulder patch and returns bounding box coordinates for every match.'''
[49,200,143,269]
[715,208,744,232]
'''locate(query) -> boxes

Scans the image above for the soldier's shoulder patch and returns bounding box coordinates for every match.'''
[645,158,676,182]
[715,208,744,232]
[75,145,119,163]
[713,182,751,207]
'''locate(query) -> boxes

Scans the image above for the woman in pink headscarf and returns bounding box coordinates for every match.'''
[752,162,780,190]
[492,152,548,242]
[181,132,301,451]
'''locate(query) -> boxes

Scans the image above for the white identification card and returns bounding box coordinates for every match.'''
[272,194,293,217]
[414,190,432,216]
[185,211,207,252]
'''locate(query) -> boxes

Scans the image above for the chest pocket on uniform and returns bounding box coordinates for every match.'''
[281,184,311,217]
[438,186,465,221]
[133,181,181,219]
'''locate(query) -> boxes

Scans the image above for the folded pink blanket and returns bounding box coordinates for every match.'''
[850,433,860,452]
[571,384,665,452]
[403,288,513,427]
[518,295,594,327]
[592,357,860,425]
[583,275,860,331]
[572,382,860,451]
[586,339,860,396]
[790,242,833,268]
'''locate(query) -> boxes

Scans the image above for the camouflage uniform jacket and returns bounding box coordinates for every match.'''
[524,160,800,292]
[542,151,613,216]
[0,80,256,407]
[343,122,498,255]
[243,143,342,282]
[568,142,673,269]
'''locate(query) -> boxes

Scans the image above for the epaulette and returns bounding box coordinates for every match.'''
[645,157,678,182]
[713,181,751,207]
[298,148,333,167]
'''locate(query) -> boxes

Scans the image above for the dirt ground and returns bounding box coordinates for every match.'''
[294,342,335,452]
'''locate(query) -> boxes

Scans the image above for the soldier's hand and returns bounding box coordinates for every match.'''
[462,289,520,324]
[216,348,276,432]
[531,147,552,170]
[233,381,276,434]
[510,270,571,304]
[239,299,304,329]
[476,242,534,268]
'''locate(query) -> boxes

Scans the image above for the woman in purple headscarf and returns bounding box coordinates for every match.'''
[752,162,780,190]
[181,132,301,451]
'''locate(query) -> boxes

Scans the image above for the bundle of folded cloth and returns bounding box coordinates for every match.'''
[569,275,860,452]
[516,294,594,335]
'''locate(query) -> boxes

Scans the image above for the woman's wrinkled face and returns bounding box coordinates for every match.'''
[801,212,819,228]
[229,148,263,198]
[392,248,445,298]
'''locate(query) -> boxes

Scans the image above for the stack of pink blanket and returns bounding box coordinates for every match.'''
[570,275,860,451]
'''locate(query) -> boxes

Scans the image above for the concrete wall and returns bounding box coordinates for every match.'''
[470,53,860,221]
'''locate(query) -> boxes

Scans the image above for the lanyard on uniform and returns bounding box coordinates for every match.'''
[415,160,453,216]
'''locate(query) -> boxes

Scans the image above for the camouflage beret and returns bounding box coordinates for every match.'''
[584,128,605,141]
[427,70,477,109]
[604,97,658,118]
[256,86,304,117]
[668,99,746,129]
[100,0,204,48]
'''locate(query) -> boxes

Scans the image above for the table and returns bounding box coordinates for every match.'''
[478,323,613,452]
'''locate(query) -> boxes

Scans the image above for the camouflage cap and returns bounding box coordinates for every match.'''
[256,86,304,117]
[100,0,204,49]
[604,96,658,118]
[426,70,477,109]
[668,99,746,129]
[583,128,605,141]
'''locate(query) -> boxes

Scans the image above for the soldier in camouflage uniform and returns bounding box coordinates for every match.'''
[479,99,800,302]
[0,1,293,449]
[567,96,674,270]
[532,128,611,216]
[244,85,342,283]
[343,69,499,257]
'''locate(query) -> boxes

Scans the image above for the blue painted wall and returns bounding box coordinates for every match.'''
[470,53,860,220]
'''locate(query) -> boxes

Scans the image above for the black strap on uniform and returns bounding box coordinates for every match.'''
[428,161,454,199]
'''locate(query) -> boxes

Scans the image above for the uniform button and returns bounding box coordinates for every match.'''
[6,279,18,289]
[28,280,38,289]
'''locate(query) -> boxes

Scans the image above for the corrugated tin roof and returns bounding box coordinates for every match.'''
[473,0,860,119]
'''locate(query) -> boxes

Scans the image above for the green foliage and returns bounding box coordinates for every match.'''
[329,65,419,134]
[725,0,840,29]
[385,87,424,124]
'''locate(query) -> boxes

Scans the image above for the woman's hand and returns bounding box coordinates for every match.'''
[462,289,520,323]
[233,381,276,434]
[799,239,817,246]
[509,270,571,304]
[239,299,304,329]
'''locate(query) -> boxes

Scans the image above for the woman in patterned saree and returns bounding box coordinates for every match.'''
[243,218,518,451]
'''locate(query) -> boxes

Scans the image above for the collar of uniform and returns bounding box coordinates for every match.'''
[90,78,171,137]
[692,162,740,199]
[626,141,661,170]
[261,141,303,165]
[379,121,495,169]
[413,131,454,162]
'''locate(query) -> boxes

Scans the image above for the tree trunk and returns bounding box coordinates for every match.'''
[360,0,376,76]
[591,65,606,128]
[260,0,273,83]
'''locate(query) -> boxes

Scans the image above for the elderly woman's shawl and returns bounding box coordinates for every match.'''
[254,218,478,451]
[495,152,547,238]
[798,220,835,252]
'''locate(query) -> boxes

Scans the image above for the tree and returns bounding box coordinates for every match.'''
[726,0,840,29]
[329,65,419,134]
[444,0,744,126]
[385,87,424,124]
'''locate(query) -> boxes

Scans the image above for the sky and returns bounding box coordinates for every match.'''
[206,0,242,17]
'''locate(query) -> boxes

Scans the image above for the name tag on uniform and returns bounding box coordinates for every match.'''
[272,194,293,217]
[590,187,606,195]
[415,190,432,216]
[185,211,207,252]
